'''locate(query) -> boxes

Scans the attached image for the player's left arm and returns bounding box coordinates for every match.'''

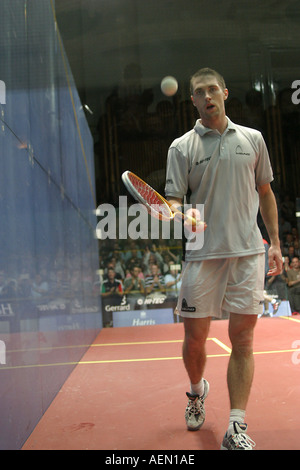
[258,183,283,276]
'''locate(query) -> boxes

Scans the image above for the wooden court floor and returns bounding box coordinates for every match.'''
[22,316,300,451]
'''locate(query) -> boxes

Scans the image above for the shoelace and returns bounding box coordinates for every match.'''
[186,396,204,417]
[229,432,256,449]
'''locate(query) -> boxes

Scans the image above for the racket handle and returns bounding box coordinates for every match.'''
[173,208,207,231]
[184,212,207,230]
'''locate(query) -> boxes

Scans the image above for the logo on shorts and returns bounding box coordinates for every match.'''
[181,298,196,313]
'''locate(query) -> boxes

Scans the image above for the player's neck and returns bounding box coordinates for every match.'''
[201,114,228,134]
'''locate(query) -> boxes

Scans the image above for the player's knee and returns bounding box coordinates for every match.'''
[228,314,256,356]
[229,329,254,356]
[184,334,206,356]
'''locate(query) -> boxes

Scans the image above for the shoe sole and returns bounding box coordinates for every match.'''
[187,422,204,431]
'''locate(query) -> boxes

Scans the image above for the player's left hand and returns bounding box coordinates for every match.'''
[267,245,283,276]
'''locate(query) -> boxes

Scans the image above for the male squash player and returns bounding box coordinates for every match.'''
[165,68,283,450]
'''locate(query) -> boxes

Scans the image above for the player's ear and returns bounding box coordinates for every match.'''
[224,88,229,101]
[191,95,198,107]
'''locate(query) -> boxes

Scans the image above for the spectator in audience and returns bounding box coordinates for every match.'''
[101,267,124,327]
[280,256,290,288]
[124,265,145,309]
[160,248,180,274]
[122,240,143,264]
[164,262,183,300]
[287,257,300,314]
[101,267,123,298]
[106,241,121,259]
[69,269,83,296]
[104,260,123,281]
[287,245,296,263]
[143,252,160,276]
[0,272,17,300]
[51,269,70,298]
[283,232,294,254]
[145,263,166,298]
[18,273,32,299]
[82,268,94,295]
[283,256,291,273]
[107,252,125,279]
[125,255,144,278]
[291,227,299,242]
[92,269,103,297]
[293,238,300,257]
[142,244,164,274]
[31,272,49,300]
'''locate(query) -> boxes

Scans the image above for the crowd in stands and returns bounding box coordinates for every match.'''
[98,193,300,324]
[0,251,99,304]
[0,195,299,325]
[100,239,183,297]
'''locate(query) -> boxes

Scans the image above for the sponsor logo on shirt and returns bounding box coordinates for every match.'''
[235,145,250,156]
[196,156,211,165]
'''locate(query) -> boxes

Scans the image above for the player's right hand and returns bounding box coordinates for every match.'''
[183,208,207,233]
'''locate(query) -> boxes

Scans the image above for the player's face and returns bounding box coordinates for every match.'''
[191,75,228,124]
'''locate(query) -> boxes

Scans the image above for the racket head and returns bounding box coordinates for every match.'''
[122,171,174,221]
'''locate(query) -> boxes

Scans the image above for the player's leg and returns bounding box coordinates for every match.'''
[178,259,227,430]
[227,312,257,411]
[221,254,264,450]
[183,316,211,430]
[221,312,258,450]
[182,316,211,385]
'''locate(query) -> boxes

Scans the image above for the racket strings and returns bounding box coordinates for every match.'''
[129,174,172,218]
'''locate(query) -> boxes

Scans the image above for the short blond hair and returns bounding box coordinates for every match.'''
[190,68,226,94]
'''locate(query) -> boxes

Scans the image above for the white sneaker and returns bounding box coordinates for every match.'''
[185,379,209,431]
[221,422,256,450]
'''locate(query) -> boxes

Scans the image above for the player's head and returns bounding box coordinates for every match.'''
[190,67,228,125]
[190,68,226,94]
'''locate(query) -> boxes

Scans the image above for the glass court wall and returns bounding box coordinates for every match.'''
[0,0,101,449]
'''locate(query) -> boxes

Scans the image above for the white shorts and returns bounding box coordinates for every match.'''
[177,254,265,319]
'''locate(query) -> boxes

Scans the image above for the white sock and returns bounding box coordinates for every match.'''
[190,378,204,397]
[228,409,246,432]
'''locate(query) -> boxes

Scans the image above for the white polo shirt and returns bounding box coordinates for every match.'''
[165,117,274,261]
